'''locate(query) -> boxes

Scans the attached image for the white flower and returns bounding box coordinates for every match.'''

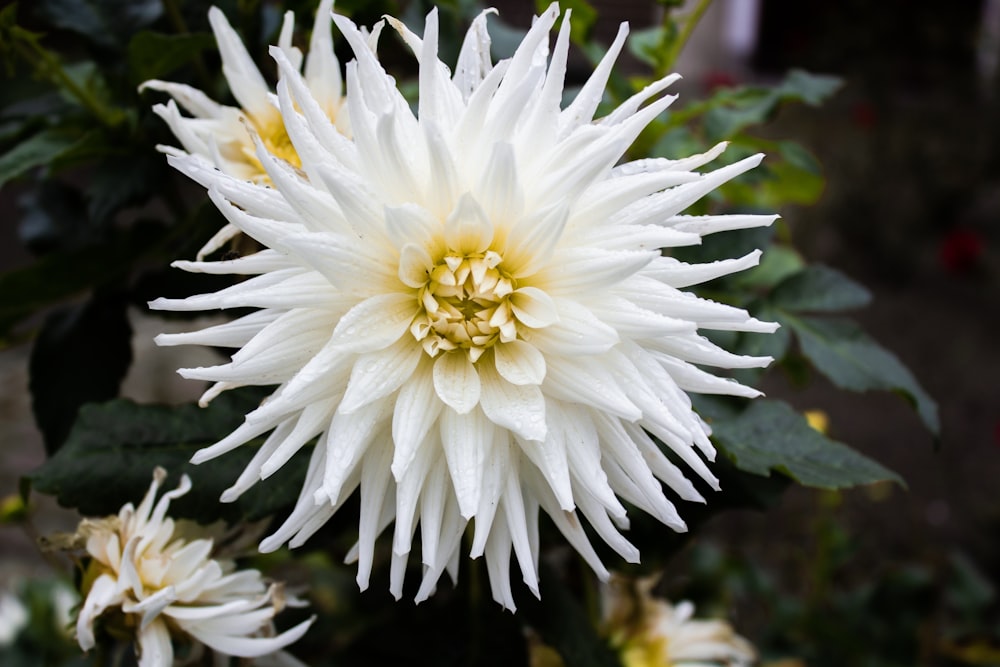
[73,468,313,667]
[142,0,355,258]
[0,590,29,646]
[603,576,756,667]
[150,4,777,609]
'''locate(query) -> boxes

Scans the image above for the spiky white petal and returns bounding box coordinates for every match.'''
[152,4,776,610]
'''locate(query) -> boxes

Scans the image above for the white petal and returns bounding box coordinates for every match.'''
[207,7,271,117]
[432,351,481,414]
[479,361,547,441]
[76,573,121,651]
[439,408,489,518]
[493,339,546,386]
[330,292,419,352]
[187,616,315,658]
[444,192,493,255]
[391,357,443,478]
[509,287,559,329]
[136,618,173,667]
[398,243,434,288]
[339,337,423,413]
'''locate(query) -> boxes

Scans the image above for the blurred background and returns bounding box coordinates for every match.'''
[1,0,998,664]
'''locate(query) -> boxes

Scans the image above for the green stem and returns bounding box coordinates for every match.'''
[660,0,714,76]
[10,27,122,127]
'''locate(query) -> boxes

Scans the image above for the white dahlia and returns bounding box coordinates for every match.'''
[151,4,777,609]
[142,0,358,258]
[73,468,313,667]
[603,576,756,667]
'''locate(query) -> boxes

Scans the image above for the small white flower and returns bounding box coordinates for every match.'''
[142,0,355,258]
[73,468,313,667]
[603,576,756,667]
[51,580,80,638]
[151,4,776,609]
[0,590,29,646]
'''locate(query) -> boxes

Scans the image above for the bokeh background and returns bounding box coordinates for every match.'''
[1,0,997,664]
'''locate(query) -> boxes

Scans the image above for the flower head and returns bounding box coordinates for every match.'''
[72,468,313,667]
[603,575,756,667]
[151,4,777,609]
[142,1,354,258]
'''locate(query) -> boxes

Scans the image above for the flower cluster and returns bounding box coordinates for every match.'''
[147,2,775,609]
[72,468,313,667]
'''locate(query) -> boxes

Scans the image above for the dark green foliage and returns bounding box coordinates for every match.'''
[709,399,902,488]
[0,2,946,666]
[126,31,216,86]
[29,290,133,454]
[678,227,939,437]
[28,389,308,524]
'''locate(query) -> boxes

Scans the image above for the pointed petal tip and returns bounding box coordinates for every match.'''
[258,535,282,553]
[189,449,212,465]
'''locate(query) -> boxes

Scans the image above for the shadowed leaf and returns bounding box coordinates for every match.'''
[708,399,903,488]
[28,389,307,524]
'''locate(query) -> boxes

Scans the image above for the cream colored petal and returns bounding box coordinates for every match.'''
[136,618,173,667]
[432,351,480,414]
[509,287,558,329]
[443,192,493,255]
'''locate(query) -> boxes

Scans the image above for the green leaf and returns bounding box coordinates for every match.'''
[730,303,791,377]
[709,399,903,488]
[28,391,308,524]
[730,245,805,290]
[0,126,113,188]
[87,151,168,222]
[127,31,215,86]
[786,315,940,435]
[17,180,91,253]
[32,0,162,50]
[778,140,822,174]
[673,225,775,267]
[771,265,872,312]
[693,70,842,141]
[777,69,843,106]
[0,220,163,340]
[59,61,128,126]
[29,290,133,454]
[627,26,667,68]
[703,90,777,141]
[0,129,81,188]
[536,0,597,44]
[721,159,825,207]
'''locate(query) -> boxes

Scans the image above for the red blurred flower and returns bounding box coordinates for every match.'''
[851,101,878,130]
[703,70,738,93]
[938,228,984,275]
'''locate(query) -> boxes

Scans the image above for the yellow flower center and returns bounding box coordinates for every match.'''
[410,250,517,362]
[620,635,670,667]
[256,115,302,171]
[238,109,303,181]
